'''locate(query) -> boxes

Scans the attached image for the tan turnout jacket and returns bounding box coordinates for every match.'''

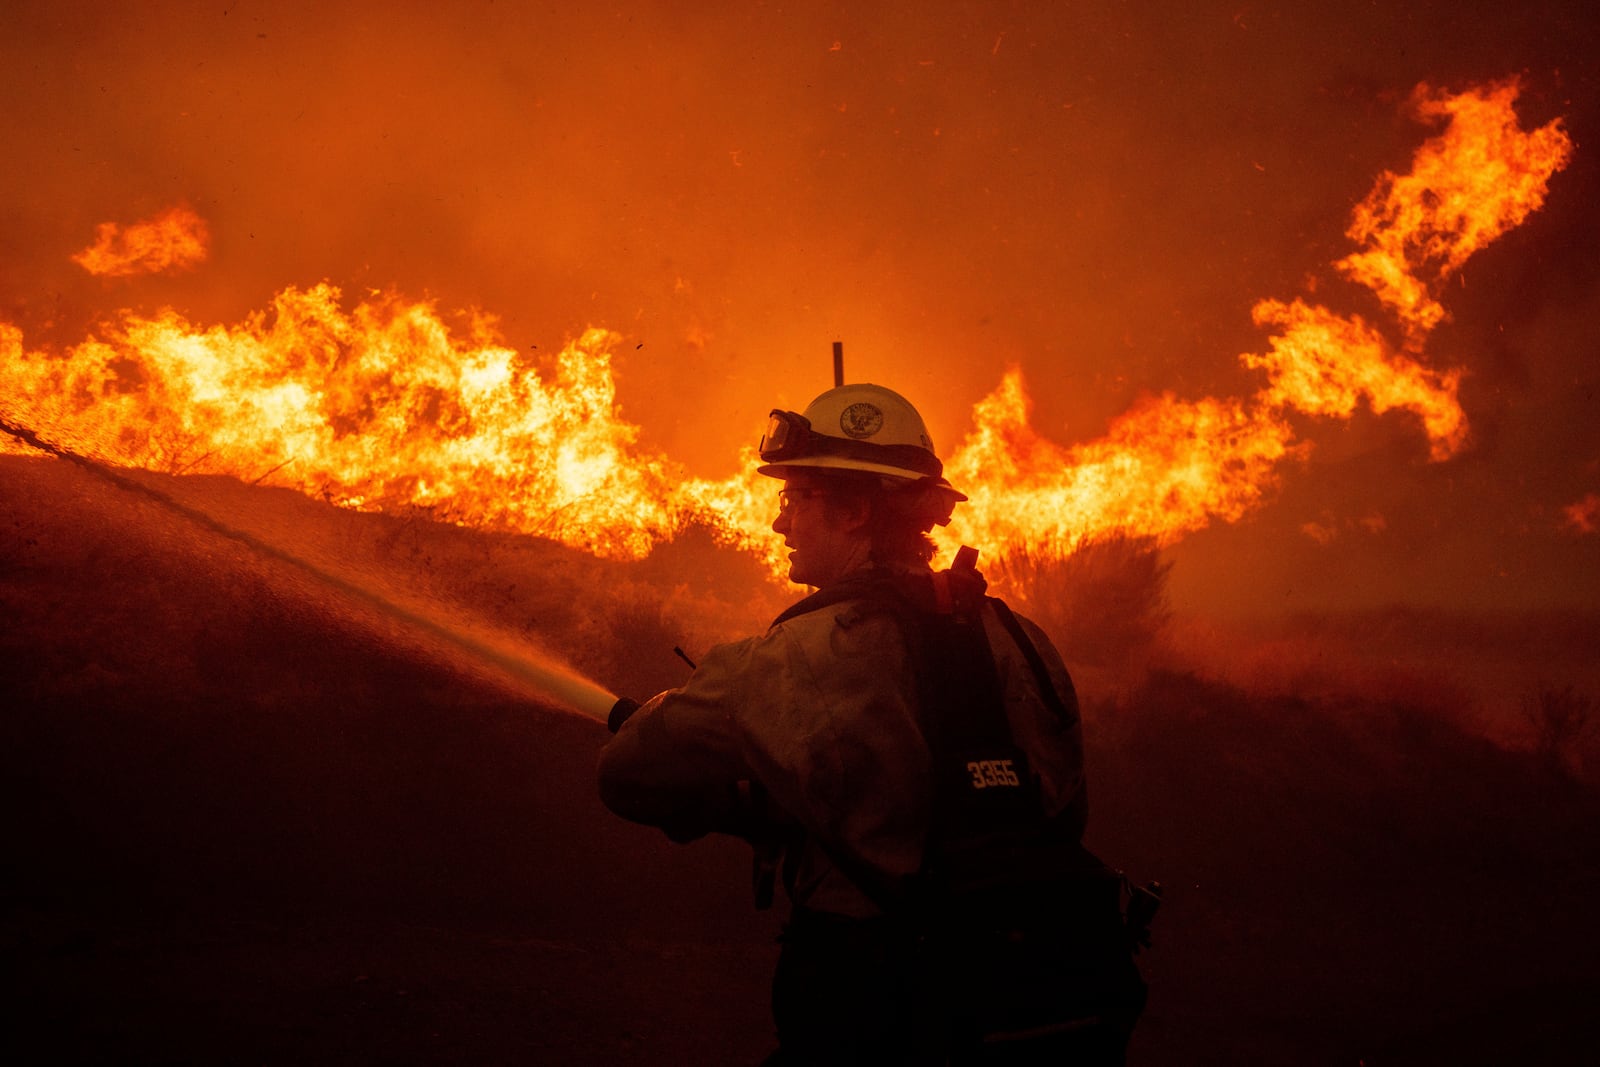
[597,583,1086,918]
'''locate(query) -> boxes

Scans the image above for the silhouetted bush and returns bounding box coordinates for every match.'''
[1523,683,1595,778]
[985,534,1171,675]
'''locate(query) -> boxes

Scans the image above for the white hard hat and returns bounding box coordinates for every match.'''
[757,383,967,504]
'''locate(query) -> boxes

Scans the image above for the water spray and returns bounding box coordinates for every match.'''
[0,409,627,725]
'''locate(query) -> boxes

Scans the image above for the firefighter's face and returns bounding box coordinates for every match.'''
[771,472,871,587]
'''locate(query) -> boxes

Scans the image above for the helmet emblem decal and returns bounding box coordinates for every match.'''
[839,402,884,439]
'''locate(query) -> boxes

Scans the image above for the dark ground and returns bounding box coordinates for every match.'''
[3,453,1598,1065]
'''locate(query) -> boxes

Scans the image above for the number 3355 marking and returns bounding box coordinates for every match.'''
[966,758,1020,788]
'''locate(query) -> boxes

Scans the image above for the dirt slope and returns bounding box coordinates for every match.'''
[0,454,777,1064]
[4,452,1598,1065]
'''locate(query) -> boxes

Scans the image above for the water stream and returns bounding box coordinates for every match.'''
[0,410,622,724]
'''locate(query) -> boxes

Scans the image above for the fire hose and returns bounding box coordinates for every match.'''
[0,408,630,725]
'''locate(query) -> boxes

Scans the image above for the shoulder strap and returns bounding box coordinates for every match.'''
[986,597,1077,728]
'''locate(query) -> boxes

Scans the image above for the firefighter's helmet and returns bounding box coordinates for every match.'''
[757,383,967,524]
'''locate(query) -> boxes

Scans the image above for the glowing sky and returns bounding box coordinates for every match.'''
[2,1,1596,616]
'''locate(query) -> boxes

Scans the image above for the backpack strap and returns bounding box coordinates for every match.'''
[986,597,1078,730]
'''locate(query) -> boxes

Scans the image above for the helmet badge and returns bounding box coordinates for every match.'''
[839,402,884,439]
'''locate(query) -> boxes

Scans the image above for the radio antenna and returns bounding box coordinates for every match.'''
[832,341,844,387]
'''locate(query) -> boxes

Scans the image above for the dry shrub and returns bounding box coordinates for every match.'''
[1522,683,1596,779]
[984,534,1172,683]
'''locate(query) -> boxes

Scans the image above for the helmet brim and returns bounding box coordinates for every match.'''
[757,456,969,502]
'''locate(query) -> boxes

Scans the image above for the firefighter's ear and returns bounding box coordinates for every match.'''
[833,491,874,537]
[884,479,960,530]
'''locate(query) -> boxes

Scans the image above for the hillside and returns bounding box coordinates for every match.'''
[3,453,1597,1065]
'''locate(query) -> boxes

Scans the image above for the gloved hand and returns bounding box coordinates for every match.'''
[607,697,641,733]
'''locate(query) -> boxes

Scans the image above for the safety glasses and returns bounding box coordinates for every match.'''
[776,486,832,514]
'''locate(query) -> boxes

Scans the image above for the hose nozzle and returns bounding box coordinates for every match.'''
[607,697,641,734]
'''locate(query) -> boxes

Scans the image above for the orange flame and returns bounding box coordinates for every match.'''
[0,80,1574,582]
[1243,299,1465,460]
[1337,80,1573,339]
[940,372,1298,557]
[0,284,790,562]
[936,79,1568,560]
[0,287,732,558]
[71,205,210,277]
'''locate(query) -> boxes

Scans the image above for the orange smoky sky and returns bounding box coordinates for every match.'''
[2,0,1597,618]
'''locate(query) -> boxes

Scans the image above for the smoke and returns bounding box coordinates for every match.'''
[972,525,1600,781]
[1564,492,1600,534]
[6,65,1569,584]
[2,2,1598,618]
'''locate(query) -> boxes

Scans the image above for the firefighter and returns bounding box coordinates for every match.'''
[597,383,1144,1065]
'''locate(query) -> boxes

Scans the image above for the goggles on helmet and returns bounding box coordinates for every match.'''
[758,408,945,478]
[759,409,813,463]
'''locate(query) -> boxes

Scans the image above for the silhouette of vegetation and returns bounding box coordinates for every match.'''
[6,456,1599,1066]
[986,534,1171,674]
[1523,683,1595,778]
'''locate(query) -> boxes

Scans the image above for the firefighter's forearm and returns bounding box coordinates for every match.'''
[597,697,747,836]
